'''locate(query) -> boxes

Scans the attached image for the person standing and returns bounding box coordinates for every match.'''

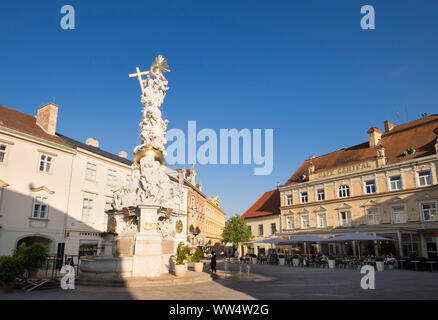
[210,251,217,274]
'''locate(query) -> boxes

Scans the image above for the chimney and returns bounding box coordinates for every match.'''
[36,103,58,135]
[384,120,396,132]
[85,138,99,148]
[118,151,127,158]
[367,127,382,148]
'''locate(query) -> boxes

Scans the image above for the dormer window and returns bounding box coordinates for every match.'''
[404,148,416,156]
[338,185,350,198]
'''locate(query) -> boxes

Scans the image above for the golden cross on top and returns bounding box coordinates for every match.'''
[129,67,149,92]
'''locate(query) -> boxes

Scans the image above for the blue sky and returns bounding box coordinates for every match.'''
[1,1,437,218]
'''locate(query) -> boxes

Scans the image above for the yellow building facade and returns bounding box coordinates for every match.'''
[204,196,226,247]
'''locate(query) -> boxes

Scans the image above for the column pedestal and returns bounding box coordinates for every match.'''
[132,205,163,278]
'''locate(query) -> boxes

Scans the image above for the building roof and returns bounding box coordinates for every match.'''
[284,114,438,186]
[58,134,133,166]
[0,105,71,147]
[241,189,280,219]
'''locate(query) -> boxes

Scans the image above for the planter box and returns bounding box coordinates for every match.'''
[194,262,204,273]
[293,258,300,267]
[376,261,384,272]
[328,260,335,269]
[252,258,257,264]
[175,264,186,277]
[279,258,285,266]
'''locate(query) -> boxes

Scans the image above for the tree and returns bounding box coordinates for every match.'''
[221,214,253,251]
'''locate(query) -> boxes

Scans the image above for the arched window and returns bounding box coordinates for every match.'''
[338,185,350,198]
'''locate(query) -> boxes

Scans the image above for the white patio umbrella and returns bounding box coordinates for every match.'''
[325,233,393,257]
[248,237,283,245]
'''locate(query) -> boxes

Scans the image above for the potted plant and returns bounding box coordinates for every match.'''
[174,242,188,277]
[14,242,49,278]
[192,247,204,272]
[251,254,257,264]
[292,254,300,267]
[375,256,385,271]
[278,255,285,266]
[328,255,335,269]
[0,256,25,293]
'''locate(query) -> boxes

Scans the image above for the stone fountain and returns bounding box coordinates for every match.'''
[80,55,187,280]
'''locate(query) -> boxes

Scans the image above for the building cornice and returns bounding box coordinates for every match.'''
[0,126,75,155]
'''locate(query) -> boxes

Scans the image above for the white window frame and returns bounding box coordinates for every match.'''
[32,196,49,219]
[286,215,294,230]
[317,213,327,228]
[300,192,308,203]
[85,162,97,181]
[366,207,380,225]
[421,202,437,222]
[364,180,376,194]
[270,223,276,235]
[286,194,293,206]
[389,175,402,191]
[81,197,94,222]
[391,204,407,224]
[0,144,7,164]
[339,211,350,227]
[39,154,53,173]
[316,188,325,201]
[418,170,433,187]
[301,214,310,229]
[107,169,117,186]
[258,224,264,237]
[338,185,350,198]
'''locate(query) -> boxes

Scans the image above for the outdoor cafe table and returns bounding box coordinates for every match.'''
[426,261,436,272]
[411,260,420,271]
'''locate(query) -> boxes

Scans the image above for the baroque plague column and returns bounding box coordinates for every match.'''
[80,55,185,279]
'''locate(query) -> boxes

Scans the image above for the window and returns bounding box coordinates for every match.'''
[85,162,97,181]
[0,144,7,163]
[301,215,310,229]
[39,154,52,173]
[316,189,325,201]
[425,237,437,258]
[365,180,376,194]
[300,192,308,203]
[270,223,276,235]
[32,196,48,219]
[339,211,350,226]
[107,169,117,186]
[366,208,380,225]
[421,203,437,222]
[286,215,294,230]
[286,194,293,206]
[317,213,327,228]
[338,185,350,198]
[248,225,252,233]
[392,205,407,224]
[389,175,402,191]
[82,198,94,222]
[258,224,263,236]
[418,170,432,186]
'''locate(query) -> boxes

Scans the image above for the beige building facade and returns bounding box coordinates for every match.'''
[204,196,226,248]
[277,116,438,258]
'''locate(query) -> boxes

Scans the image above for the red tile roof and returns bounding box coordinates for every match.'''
[285,115,438,186]
[0,105,70,147]
[241,189,280,219]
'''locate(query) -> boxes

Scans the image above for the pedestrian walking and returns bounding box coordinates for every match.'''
[210,251,217,274]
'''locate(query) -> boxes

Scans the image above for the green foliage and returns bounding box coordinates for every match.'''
[375,256,384,262]
[221,214,253,249]
[14,242,49,270]
[192,247,204,263]
[175,242,189,265]
[0,256,25,286]
[328,255,335,260]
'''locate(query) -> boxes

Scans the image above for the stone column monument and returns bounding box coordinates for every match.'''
[80,55,186,279]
